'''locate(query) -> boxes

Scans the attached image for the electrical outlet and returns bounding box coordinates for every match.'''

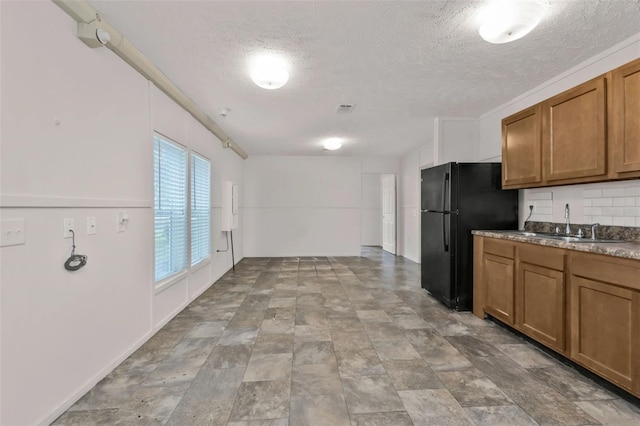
[87,217,97,235]
[63,218,75,239]
[1,219,26,247]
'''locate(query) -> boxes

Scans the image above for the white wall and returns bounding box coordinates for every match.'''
[476,32,640,226]
[243,156,398,257]
[434,117,478,165]
[0,2,243,425]
[361,174,382,246]
[396,117,477,264]
[398,143,434,263]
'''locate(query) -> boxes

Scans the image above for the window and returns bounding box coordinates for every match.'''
[154,135,187,282]
[191,153,211,266]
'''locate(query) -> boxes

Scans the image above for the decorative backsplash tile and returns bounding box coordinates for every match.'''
[522,181,640,228]
[582,185,640,226]
[524,191,553,222]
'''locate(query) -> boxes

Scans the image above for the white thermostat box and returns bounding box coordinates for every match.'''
[221,181,239,231]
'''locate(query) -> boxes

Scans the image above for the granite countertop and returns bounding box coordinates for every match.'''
[472,230,640,261]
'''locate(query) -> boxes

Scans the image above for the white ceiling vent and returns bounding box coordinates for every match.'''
[336,104,355,114]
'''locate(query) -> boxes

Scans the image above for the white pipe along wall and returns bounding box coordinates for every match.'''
[51,0,248,159]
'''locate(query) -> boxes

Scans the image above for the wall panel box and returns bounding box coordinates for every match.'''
[221,181,239,231]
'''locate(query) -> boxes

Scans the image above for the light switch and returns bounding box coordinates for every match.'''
[63,218,75,239]
[1,219,26,247]
[116,211,128,233]
[87,217,97,235]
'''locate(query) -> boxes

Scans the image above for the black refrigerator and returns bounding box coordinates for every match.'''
[421,162,518,311]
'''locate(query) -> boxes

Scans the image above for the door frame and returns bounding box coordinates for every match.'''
[381,173,397,255]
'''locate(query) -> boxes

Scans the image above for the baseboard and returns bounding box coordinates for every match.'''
[39,330,153,426]
[39,260,242,425]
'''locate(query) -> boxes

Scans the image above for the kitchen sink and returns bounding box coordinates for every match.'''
[508,231,554,237]
[504,230,622,243]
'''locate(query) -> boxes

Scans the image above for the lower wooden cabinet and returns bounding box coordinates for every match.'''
[516,246,566,353]
[570,253,640,394]
[474,236,640,398]
[481,239,516,325]
[484,253,515,325]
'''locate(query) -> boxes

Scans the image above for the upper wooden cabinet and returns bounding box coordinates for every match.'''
[501,57,640,189]
[611,59,640,175]
[502,105,542,188]
[542,77,607,182]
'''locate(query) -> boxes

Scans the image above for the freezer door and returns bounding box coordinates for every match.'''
[421,211,457,308]
[421,163,454,212]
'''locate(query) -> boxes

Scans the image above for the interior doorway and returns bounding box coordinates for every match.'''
[381,174,397,255]
[361,173,383,248]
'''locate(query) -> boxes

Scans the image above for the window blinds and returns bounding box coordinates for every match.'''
[191,153,211,266]
[154,135,187,282]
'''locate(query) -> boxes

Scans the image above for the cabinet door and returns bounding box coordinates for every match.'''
[483,253,515,325]
[517,263,565,352]
[543,77,607,181]
[502,105,542,188]
[612,58,640,173]
[570,277,639,392]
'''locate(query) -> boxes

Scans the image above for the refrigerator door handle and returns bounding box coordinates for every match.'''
[441,173,448,212]
[442,214,449,252]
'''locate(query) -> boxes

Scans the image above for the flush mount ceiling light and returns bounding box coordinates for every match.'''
[249,54,289,90]
[479,0,549,44]
[323,138,343,151]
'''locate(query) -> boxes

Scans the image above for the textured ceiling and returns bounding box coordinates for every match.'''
[90,0,640,157]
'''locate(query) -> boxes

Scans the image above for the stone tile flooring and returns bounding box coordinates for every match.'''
[54,247,640,425]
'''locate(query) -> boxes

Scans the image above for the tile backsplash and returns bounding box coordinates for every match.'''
[524,191,553,222]
[583,186,640,226]
[523,180,640,227]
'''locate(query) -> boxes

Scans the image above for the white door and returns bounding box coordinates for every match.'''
[381,174,396,254]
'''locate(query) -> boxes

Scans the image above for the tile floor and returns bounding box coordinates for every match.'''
[54,247,640,425]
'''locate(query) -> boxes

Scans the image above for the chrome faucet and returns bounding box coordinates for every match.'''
[564,203,571,235]
[590,223,600,240]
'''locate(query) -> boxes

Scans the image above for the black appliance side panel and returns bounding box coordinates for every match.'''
[421,163,452,212]
[455,163,519,311]
[421,211,457,308]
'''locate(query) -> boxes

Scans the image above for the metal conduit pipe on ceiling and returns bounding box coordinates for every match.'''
[51,0,248,160]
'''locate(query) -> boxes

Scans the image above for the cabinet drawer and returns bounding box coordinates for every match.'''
[571,253,640,291]
[484,238,514,259]
[519,245,565,271]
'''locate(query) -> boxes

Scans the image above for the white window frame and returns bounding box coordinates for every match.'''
[189,150,211,270]
[153,133,188,290]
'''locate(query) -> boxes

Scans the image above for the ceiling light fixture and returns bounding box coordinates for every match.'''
[323,138,343,151]
[478,0,549,44]
[250,54,289,90]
